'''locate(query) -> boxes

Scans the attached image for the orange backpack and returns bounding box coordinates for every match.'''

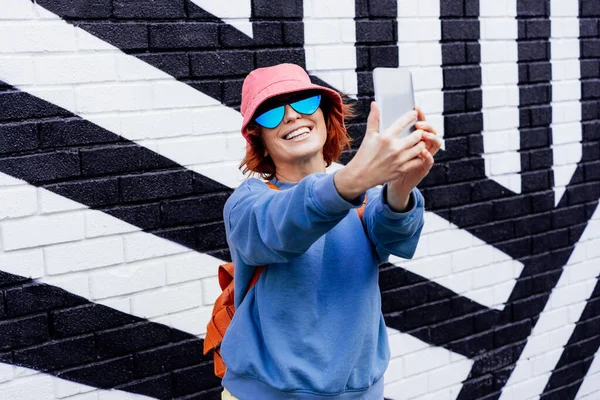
[203,181,368,378]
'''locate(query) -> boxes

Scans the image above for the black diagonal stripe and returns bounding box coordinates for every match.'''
[33,0,306,110]
[0,82,233,260]
[0,270,220,398]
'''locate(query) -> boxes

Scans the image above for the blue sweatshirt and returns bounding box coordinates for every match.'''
[221,171,425,399]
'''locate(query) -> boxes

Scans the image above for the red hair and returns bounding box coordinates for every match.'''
[239,95,356,181]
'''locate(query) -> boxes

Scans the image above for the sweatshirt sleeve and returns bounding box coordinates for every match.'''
[224,171,365,266]
[362,184,425,264]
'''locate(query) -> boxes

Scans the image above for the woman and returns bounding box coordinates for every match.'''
[221,63,442,399]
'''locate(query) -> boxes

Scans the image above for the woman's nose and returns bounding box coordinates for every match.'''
[282,104,301,124]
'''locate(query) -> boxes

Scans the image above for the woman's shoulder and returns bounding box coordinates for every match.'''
[225,178,270,209]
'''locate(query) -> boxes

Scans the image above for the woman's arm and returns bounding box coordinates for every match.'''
[362,184,425,264]
[225,171,365,266]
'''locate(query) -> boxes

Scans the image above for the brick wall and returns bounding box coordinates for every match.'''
[0,0,598,399]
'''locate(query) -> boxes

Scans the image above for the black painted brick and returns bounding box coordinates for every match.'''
[404,299,452,330]
[367,0,396,17]
[252,0,302,18]
[530,191,555,212]
[444,66,482,89]
[520,84,551,106]
[75,22,148,50]
[493,196,531,220]
[255,49,304,68]
[521,127,551,149]
[493,320,532,347]
[497,237,532,259]
[423,183,471,209]
[282,21,304,45]
[222,78,243,106]
[14,335,95,372]
[517,0,549,16]
[220,22,283,47]
[37,0,112,18]
[39,118,120,148]
[96,322,172,358]
[190,51,254,77]
[5,284,87,317]
[138,53,190,79]
[115,374,173,399]
[440,0,464,17]
[466,43,481,63]
[356,21,395,43]
[193,174,231,194]
[552,205,588,229]
[113,0,185,19]
[381,283,428,313]
[514,213,551,236]
[512,293,548,321]
[429,315,474,345]
[418,163,447,187]
[0,122,38,153]
[45,178,120,207]
[52,304,140,338]
[135,339,205,378]
[442,43,466,65]
[447,158,485,182]
[369,46,398,68]
[0,91,71,121]
[527,62,552,82]
[442,20,480,41]
[472,221,514,243]
[586,161,600,180]
[120,170,193,203]
[521,170,551,193]
[103,203,162,230]
[161,193,229,226]
[581,20,599,37]
[172,362,222,397]
[0,151,81,184]
[466,89,482,110]
[81,145,176,177]
[444,90,466,112]
[449,331,494,357]
[583,100,600,120]
[582,40,600,58]
[444,112,483,136]
[468,135,484,155]
[525,20,551,39]
[528,148,553,169]
[581,0,600,16]
[196,222,227,251]
[471,179,512,202]
[149,22,217,49]
[154,227,196,249]
[451,203,492,227]
[60,355,135,387]
[186,80,222,102]
[531,270,562,294]
[436,137,468,161]
[472,345,516,376]
[0,315,49,350]
[519,41,550,62]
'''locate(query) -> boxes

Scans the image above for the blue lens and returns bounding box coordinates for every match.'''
[255,105,285,129]
[290,95,321,115]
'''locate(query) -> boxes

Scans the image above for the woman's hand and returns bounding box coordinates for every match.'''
[335,103,432,201]
[386,106,442,211]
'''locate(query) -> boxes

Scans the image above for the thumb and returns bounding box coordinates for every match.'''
[365,101,380,136]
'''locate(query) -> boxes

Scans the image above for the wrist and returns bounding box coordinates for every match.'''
[385,184,412,212]
[334,167,367,202]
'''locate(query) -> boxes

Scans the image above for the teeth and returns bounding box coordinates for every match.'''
[285,127,310,140]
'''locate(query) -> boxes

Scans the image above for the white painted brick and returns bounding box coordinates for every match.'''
[552,122,582,145]
[422,212,450,234]
[506,359,532,385]
[398,19,440,42]
[534,307,570,334]
[45,236,124,275]
[481,19,518,40]
[484,108,519,131]
[552,18,580,37]
[169,306,214,336]
[123,231,189,262]
[482,86,509,107]
[471,261,515,288]
[410,67,442,91]
[0,172,25,186]
[489,152,521,175]
[532,349,563,376]
[404,347,450,377]
[428,229,473,255]
[398,43,420,66]
[27,86,76,114]
[191,106,242,136]
[492,279,516,308]
[304,20,343,44]
[309,0,354,18]
[465,286,496,308]
[340,20,355,43]
[550,280,595,309]
[427,359,473,392]
[0,22,76,53]
[567,259,600,285]
[165,251,219,284]
[116,54,163,80]
[586,238,600,259]
[553,100,582,124]
[553,142,582,165]
[508,374,550,399]
[451,245,495,272]
[98,389,154,400]
[201,276,221,305]
[41,273,90,299]
[76,83,153,113]
[436,270,473,295]
[62,391,99,400]
[34,54,118,84]
[481,42,517,63]
[0,0,37,20]
[418,0,438,17]
[397,0,418,17]
[89,260,165,299]
[2,213,85,250]
[483,129,520,153]
[414,91,443,113]
[38,187,86,214]
[551,59,580,80]
[480,2,510,17]
[0,362,13,383]
[0,372,54,400]
[552,79,581,101]
[152,80,216,109]
[577,371,600,398]
[409,234,430,259]
[312,45,356,70]
[388,331,429,358]
[567,301,588,324]
[0,185,37,220]
[54,373,97,398]
[130,281,203,318]
[551,0,578,17]
[84,209,139,238]
[483,63,518,85]
[383,372,428,399]
[94,297,131,314]
[0,248,44,280]
[401,254,453,280]
[384,357,405,383]
[156,136,228,165]
[0,55,34,84]
[342,70,357,95]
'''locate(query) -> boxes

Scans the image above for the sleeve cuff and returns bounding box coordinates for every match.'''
[379,184,422,220]
[310,171,366,215]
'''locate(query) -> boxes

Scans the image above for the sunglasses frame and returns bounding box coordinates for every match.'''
[254,93,322,129]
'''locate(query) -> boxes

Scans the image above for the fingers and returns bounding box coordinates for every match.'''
[414,121,437,135]
[397,140,427,165]
[415,106,426,122]
[365,102,380,136]
[421,132,442,157]
[383,109,418,138]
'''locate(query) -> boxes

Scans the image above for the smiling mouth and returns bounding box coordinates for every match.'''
[284,126,312,141]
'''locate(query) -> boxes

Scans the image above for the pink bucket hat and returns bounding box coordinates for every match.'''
[240,63,345,144]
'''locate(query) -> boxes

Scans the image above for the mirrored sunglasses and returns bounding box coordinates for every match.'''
[254,94,321,129]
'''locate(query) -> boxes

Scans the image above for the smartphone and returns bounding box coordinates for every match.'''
[373,67,417,138]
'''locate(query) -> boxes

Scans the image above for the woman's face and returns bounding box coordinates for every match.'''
[256,92,328,167]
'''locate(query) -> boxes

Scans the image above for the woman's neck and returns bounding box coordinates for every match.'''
[274,157,327,183]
